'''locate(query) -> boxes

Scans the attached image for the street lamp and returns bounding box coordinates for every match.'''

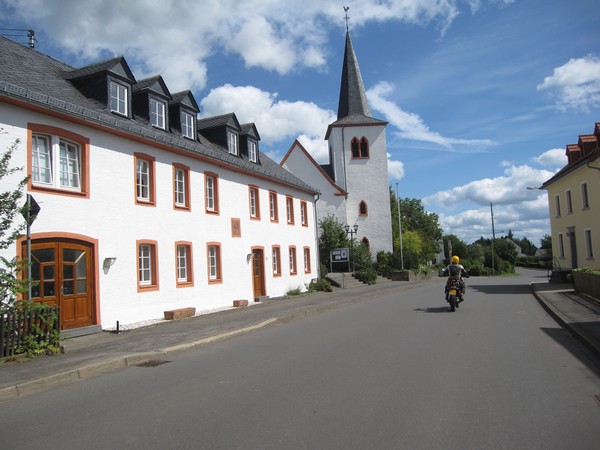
[345,224,359,272]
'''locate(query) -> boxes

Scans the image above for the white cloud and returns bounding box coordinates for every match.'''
[228,16,296,75]
[532,148,567,168]
[367,81,495,152]
[199,84,336,145]
[537,55,600,112]
[424,163,555,208]
[388,157,405,181]
[438,196,550,245]
[5,0,470,92]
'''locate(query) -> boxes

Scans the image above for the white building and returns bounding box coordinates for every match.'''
[281,30,393,257]
[0,36,319,333]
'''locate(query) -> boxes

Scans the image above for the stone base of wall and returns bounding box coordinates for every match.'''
[233,299,249,307]
[388,270,433,281]
[164,307,196,320]
[573,272,600,300]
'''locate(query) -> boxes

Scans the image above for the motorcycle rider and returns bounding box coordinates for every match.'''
[443,255,468,302]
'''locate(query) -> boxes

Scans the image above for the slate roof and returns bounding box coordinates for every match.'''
[327,31,387,133]
[0,36,317,194]
[336,31,371,120]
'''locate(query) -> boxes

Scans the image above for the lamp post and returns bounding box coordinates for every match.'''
[345,224,358,272]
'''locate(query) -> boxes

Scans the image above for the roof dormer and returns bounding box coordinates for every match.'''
[240,123,261,164]
[64,56,136,118]
[578,134,597,157]
[132,76,172,130]
[566,144,581,165]
[197,113,242,156]
[169,91,200,140]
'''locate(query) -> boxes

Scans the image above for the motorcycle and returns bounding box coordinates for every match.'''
[445,277,461,312]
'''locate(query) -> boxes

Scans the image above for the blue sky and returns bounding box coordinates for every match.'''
[1,0,599,246]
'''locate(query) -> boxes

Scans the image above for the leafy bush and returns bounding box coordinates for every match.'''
[307,278,333,293]
[354,269,377,285]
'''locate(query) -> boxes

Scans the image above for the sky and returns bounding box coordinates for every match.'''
[1,0,599,247]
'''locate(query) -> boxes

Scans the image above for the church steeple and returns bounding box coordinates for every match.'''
[337,30,371,120]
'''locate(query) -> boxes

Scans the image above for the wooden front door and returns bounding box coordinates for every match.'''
[252,249,265,299]
[27,240,95,330]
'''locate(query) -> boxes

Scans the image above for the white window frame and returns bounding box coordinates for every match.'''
[581,182,590,209]
[208,245,221,281]
[227,130,238,156]
[272,246,280,276]
[269,192,278,222]
[286,196,294,224]
[584,228,594,259]
[289,247,297,275]
[205,175,216,212]
[32,134,81,191]
[109,80,128,116]
[248,140,257,163]
[249,186,260,219]
[150,97,166,129]
[300,201,308,226]
[304,247,311,273]
[177,245,188,282]
[139,244,152,286]
[181,111,195,139]
[174,168,186,207]
[137,159,150,202]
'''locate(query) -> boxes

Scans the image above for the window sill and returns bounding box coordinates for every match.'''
[30,185,89,199]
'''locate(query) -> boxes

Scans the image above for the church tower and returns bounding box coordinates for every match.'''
[324,29,393,256]
[281,26,393,257]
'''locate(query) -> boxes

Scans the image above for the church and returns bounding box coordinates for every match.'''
[281,29,393,257]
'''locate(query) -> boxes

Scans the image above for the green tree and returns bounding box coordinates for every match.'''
[318,215,348,269]
[1,135,29,306]
[540,234,552,250]
[494,238,518,266]
[390,189,442,267]
[513,236,537,256]
[442,234,468,262]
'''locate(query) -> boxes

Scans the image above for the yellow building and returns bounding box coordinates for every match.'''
[542,123,600,274]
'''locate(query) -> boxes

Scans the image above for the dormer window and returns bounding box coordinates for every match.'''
[181,111,195,139]
[150,98,166,129]
[248,140,258,163]
[227,130,238,156]
[109,80,128,116]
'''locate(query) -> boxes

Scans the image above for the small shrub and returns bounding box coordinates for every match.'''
[354,269,377,285]
[286,286,303,296]
[307,278,333,293]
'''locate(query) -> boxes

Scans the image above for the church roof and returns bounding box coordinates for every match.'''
[336,31,371,120]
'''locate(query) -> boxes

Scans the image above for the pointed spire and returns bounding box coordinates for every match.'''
[337,30,371,120]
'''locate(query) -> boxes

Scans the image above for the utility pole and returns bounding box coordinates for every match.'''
[490,202,496,276]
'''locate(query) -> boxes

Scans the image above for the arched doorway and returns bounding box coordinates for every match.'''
[23,238,96,330]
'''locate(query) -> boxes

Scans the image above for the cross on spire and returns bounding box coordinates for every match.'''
[343,6,350,32]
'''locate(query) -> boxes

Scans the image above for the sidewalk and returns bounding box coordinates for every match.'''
[530,281,600,358]
[1,277,599,403]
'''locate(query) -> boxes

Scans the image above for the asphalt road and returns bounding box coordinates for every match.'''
[2,269,600,449]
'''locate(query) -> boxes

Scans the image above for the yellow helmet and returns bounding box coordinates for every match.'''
[452,256,460,263]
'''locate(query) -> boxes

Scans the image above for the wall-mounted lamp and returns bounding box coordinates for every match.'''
[103,257,117,270]
[246,253,253,263]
